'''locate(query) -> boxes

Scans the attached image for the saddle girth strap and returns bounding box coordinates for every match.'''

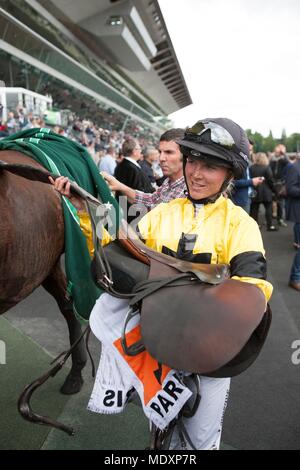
[129,272,202,308]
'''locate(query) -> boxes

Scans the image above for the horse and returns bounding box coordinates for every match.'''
[0,149,87,397]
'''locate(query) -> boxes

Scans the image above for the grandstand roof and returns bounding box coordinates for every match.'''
[34,0,192,114]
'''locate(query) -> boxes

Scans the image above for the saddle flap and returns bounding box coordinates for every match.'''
[140,259,267,375]
[205,304,272,378]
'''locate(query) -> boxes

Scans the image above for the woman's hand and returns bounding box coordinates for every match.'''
[49,176,86,212]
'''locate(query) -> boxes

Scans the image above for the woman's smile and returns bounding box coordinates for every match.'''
[185,158,230,200]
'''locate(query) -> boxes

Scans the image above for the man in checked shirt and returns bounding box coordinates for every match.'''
[102,128,186,211]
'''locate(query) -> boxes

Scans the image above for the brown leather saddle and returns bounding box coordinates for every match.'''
[0,160,271,377]
[90,214,271,378]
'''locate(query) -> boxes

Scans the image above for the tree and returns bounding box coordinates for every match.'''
[263,130,275,152]
[281,128,287,147]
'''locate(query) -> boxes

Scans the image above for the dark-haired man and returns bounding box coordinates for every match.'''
[103,128,186,209]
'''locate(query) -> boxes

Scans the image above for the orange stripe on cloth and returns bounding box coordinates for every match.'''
[114,325,171,405]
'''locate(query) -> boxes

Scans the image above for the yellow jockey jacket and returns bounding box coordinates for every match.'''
[79,195,273,302]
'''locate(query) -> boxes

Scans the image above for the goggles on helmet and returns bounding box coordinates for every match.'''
[185,121,236,149]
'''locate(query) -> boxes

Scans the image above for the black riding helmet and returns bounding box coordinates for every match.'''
[176,117,250,204]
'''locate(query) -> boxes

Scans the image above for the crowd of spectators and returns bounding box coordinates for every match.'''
[0,104,157,169]
[231,143,299,229]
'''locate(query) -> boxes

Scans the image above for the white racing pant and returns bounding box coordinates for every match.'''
[89,294,230,450]
[169,376,230,450]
